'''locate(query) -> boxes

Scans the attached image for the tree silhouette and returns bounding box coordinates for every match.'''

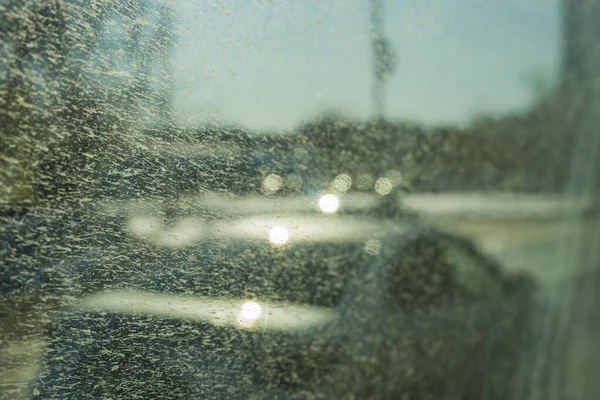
[0,0,179,208]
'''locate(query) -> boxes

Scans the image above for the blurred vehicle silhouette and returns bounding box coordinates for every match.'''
[30,133,535,399]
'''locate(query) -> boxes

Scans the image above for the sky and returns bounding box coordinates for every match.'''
[171,0,561,131]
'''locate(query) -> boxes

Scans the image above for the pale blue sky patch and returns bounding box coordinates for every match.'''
[172,0,560,130]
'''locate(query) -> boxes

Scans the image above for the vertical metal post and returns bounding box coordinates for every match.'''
[370,0,385,119]
[156,1,176,129]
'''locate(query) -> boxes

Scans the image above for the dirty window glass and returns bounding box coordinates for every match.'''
[444,241,503,297]
[1,1,599,399]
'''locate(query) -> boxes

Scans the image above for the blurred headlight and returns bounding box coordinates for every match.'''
[318,194,340,214]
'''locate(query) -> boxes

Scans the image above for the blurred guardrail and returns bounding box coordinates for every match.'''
[403,192,595,221]
[101,191,595,222]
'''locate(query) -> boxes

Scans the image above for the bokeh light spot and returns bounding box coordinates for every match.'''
[287,173,303,189]
[386,169,404,186]
[318,194,340,213]
[239,301,262,327]
[375,177,393,195]
[364,239,382,255]
[262,174,283,194]
[332,174,352,192]
[269,226,289,245]
[356,173,373,190]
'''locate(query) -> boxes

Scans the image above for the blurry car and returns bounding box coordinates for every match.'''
[31,197,534,399]
[27,130,534,399]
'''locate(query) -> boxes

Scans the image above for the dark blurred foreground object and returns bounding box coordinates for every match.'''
[31,219,534,399]
[0,207,85,319]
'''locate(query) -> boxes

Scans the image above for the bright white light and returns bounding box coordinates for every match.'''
[269,226,289,245]
[240,301,262,320]
[239,301,262,327]
[318,194,340,213]
[375,178,393,195]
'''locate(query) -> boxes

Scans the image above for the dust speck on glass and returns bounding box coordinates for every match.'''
[1,0,599,399]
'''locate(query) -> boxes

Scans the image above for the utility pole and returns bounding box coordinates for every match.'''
[369,0,396,120]
[155,1,177,130]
